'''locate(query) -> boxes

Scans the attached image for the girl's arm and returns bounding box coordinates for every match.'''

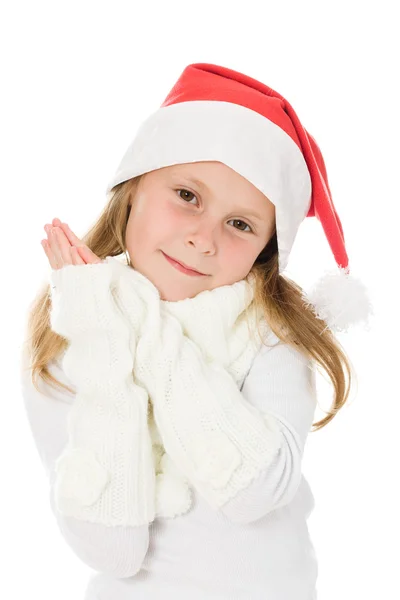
[135,305,316,523]
[48,259,155,527]
[20,259,155,576]
[20,353,150,579]
[218,339,317,524]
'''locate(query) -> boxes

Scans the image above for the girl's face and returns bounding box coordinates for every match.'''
[125,161,276,301]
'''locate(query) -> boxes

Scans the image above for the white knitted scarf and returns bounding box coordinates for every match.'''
[50,256,282,526]
[108,257,279,520]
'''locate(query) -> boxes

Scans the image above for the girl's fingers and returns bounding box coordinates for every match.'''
[42,236,85,269]
[51,221,102,264]
[71,245,86,265]
[43,220,103,268]
[76,244,103,264]
[45,228,62,269]
[45,226,80,268]
[54,220,84,248]
[48,227,72,267]
[41,240,58,270]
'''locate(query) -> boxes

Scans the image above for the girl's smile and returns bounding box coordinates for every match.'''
[161,250,209,276]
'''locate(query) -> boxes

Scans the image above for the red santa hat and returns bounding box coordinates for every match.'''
[106,62,373,333]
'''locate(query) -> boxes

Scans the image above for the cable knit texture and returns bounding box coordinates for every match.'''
[49,256,283,526]
[49,259,156,527]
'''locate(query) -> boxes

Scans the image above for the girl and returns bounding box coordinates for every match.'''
[20,63,373,599]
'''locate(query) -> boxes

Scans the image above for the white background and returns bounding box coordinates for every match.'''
[1,0,399,598]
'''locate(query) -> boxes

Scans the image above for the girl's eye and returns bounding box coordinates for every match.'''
[177,189,197,203]
[176,189,253,233]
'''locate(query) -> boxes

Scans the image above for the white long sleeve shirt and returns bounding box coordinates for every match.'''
[20,336,319,600]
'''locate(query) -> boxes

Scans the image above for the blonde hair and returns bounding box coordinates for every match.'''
[22,175,355,432]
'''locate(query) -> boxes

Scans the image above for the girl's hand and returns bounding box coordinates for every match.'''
[41,217,103,270]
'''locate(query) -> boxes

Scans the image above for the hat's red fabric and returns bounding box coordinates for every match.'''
[162,63,348,271]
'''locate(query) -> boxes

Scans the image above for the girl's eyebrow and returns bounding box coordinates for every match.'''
[175,175,266,222]
[170,173,211,193]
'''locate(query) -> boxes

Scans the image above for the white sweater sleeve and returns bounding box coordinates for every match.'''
[219,339,318,524]
[134,305,285,512]
[47,259,156,528]
[19,351,150,579]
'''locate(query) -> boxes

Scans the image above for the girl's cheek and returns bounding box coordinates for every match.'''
[161,201,189,223]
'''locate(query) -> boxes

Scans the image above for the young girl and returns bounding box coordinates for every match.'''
[20,62,373,600]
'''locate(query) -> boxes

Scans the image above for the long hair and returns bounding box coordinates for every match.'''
[22,175,354,432]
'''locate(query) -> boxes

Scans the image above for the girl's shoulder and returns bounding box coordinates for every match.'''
[254,326,314,378]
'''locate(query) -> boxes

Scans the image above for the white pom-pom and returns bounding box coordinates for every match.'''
[301,266,374,333]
